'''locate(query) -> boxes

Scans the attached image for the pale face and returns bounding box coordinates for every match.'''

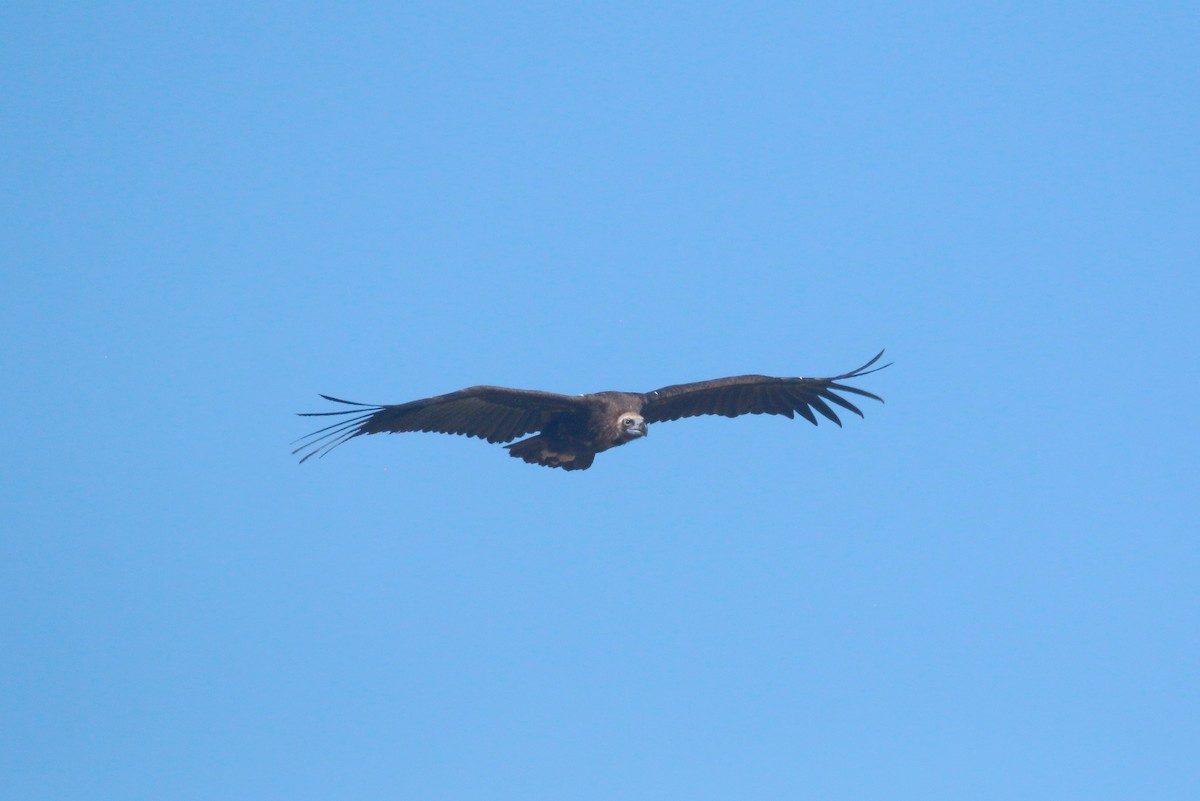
[617,413,648,440]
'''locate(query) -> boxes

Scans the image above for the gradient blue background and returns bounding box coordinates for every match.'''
[3,3,1197,799]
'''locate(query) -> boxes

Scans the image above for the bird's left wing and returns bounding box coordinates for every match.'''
[640,351,890,427]
[293,386,584,463]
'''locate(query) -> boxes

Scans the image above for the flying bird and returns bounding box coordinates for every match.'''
[294,351,890,471]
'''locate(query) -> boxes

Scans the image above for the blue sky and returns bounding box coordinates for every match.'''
[3,2,1197,799]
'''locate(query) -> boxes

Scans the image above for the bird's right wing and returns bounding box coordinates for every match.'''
[293,386,584,463]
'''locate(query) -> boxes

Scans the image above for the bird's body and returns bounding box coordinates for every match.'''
[505,391,646,470]
[294,352,890,471]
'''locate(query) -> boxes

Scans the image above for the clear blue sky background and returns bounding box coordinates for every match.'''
[3,3,1197,799]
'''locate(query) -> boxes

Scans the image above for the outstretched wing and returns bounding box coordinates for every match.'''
[639,350,890,427]
[293,386,584,463]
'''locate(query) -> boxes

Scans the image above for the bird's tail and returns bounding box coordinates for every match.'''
[505,436,595,471]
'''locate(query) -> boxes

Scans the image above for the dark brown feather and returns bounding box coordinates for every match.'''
[639,351,889,427]
[292,386,584,463]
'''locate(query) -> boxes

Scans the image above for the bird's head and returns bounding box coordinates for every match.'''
[617,413,647,440]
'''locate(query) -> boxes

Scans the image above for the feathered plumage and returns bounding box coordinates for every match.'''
[294,351,890,470]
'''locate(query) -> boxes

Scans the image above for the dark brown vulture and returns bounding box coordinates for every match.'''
[294,351,890,471]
